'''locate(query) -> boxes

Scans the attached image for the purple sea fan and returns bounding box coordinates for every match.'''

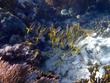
[0,58,28,83]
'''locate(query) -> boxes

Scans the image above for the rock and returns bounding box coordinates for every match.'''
[0,8,26,32]
[0,0,39,26]
[61,78,73,83]
[35,75,59,83]
[0,43,44,66]
[1,0,110,25]
[61,9,69,16]
[60,65,69,76]
[9,35,22,44]
[16,0,39,21]
[45,58,58,71]
[0,8,26,44]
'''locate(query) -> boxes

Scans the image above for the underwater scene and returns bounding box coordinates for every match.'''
[1,0,110,83]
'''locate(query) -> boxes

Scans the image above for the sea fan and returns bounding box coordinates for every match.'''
[0,58,28,83]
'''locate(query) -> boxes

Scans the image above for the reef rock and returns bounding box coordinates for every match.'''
[0,43,44,66]
[0,8,26,45]
[0,0,40,26]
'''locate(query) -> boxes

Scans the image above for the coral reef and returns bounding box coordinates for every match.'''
[0,43,44,66]
[0,57,59,83]
[1,0,110,83]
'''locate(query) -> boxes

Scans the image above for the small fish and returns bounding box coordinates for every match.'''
[35,37,39,42]
[68,7,73,15]
[31,51,39,60]
[26,28,30,33]
[52,39,54,46]
[52,28,57,36]
[48,28,57,39]
[55,60,63,67]
[26,22,36,33]
[55,37,60,43]
[108,24,110,27]
[72,47,79,55]
[62,47,73,57]
[76,15,80,19]
[63,53,66,57]
[83,29,94,36]
[60,41,64,48]
[40,28,46,33]
[49,54,53,58]
[76,31,78,35]
[61,9,68,16]
[48,33,53,39]
[69,43,75,48]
